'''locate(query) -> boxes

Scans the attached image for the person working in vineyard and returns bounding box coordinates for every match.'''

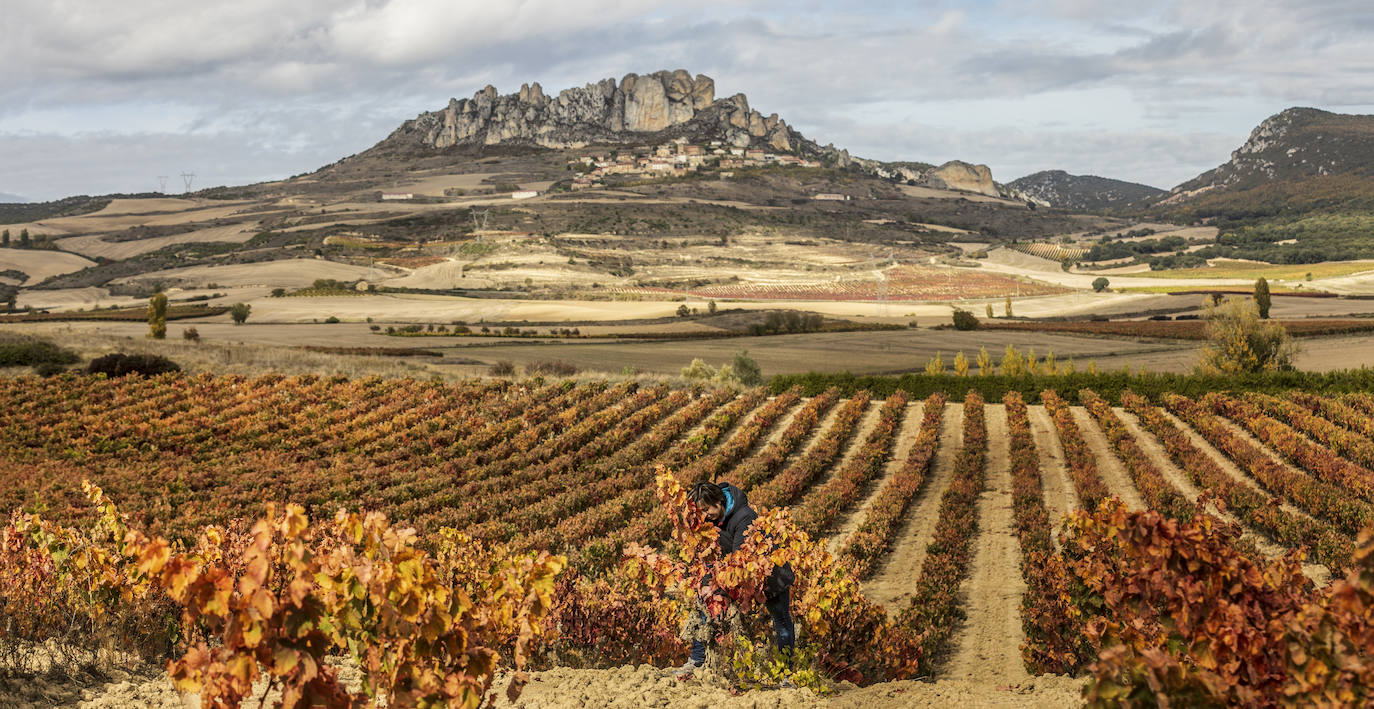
[675,480,795,677]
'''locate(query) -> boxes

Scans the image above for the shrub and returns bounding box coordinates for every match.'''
[680,358,717,380]
[228,303,250,324]
[729,350,763,386]
[181,327,200,342]
[951,309,979,330]
[87,353,180,378]
[369,325,381,331]
[527,360,579,376]
[0,339,80,369]
[271,288,286,297]
[489,360,516,376]
[1091,276,1110,292]
[676,303,690,317]
[1196,297,1297,374]
[325,316,341,324]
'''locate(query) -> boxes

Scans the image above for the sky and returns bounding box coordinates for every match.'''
[2,0,1373,201]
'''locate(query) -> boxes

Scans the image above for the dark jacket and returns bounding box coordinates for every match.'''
[715,482,795,598]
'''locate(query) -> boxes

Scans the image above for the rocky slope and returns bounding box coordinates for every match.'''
[375,70,806,154]
[1159,107,1374,208]
[1008,170,1164,210]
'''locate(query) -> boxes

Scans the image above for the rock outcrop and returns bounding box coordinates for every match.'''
[379,70,806,153]
[924,161,1000,197]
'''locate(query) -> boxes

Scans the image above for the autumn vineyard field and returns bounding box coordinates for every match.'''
[1,372,1373,706]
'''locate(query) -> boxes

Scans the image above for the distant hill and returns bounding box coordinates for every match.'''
[1158,107,1374,219]
[1150,107,1374,264]
[1008,170,1164,210]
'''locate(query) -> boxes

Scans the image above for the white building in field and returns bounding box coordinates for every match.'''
[813,193,850,201]
[510,190,540,200]
[381,192,413,200]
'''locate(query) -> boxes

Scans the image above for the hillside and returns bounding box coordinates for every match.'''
[1157,107,1374,218]
[1009,170,1164,210]
[1143,107,1374,264]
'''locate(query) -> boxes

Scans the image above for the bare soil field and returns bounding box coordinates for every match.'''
[113,259,383,289]
[56,224,257,260]
[0,249,97,284]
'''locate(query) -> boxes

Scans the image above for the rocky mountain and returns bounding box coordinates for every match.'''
[352,70,1036,202]
[373,70,808,155]
[1008,170,1164,210]
[1159,107,1374,210]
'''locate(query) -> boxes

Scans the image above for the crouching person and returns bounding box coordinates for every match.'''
[675,480,795,677]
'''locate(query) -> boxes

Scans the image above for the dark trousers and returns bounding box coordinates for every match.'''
[689,587,795,665]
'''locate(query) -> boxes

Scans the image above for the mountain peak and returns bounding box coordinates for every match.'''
[370,70,807,156]
[1166,106,1374,205]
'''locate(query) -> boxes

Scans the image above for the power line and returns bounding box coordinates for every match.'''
[180,172,195,193]
[156,176,169,193]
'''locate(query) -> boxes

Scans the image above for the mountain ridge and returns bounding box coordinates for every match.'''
[1008,170,1164,210]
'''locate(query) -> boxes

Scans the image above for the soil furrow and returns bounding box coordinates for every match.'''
[1026,404,1078,541]
[862,403,963,610]
[810,398,885,491]
[827,401,924,555]
[943,404,1031,684]
[1069,406,1146,511]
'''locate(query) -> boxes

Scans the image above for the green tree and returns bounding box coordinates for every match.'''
[951,309,979,330]
[676,303,690,317]
[1004,296,1014,317]
[1196,297,1297,374]
[146,293,168,339]
[1254,277,1272,319]
[18,229,30,248]
[729,350,762,386]
[229,302,251,325]
[1,229,8,247]
[707,300,718,315]
[1091,277,1110,293]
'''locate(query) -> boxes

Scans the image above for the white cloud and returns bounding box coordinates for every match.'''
[1,0,1371,199]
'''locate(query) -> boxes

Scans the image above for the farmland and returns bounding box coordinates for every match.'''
[621,265,1067,301]
[980,317,1374,340]
[2,372,1373,706]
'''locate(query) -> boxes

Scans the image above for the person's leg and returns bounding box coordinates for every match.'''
[688,608,709,666]
[689,638,706,666]
[766,589,795,656]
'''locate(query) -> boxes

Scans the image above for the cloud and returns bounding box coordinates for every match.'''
[1,1,1372,198]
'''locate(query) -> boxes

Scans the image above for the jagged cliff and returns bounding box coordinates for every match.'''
[375,70,805,154]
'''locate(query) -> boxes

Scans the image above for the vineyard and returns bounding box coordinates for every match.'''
[2,372,1373,706]
[620,265,1066,301]
[1009,243,1088,262]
